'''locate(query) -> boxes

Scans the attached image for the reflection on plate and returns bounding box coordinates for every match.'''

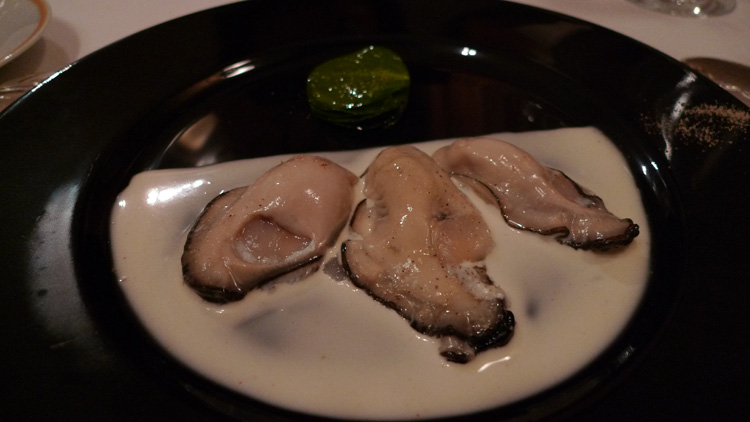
[0,0,749,421]
[0,0,49,67]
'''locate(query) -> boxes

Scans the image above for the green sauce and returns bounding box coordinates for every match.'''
[307,46,410,129]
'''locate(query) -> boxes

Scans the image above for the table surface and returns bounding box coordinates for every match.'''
[0,0,748,85]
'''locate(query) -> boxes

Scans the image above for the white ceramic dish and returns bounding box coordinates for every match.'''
[0,0,49,68]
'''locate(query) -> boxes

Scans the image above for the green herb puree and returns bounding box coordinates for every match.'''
[307,46,410,129]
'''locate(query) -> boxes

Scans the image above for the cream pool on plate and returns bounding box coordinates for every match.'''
[110,127,650,420]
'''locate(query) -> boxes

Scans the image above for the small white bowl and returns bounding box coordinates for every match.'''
[0,0,50,68]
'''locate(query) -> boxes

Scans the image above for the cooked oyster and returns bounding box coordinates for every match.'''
[341,145,514,363]
[182,155,358,303]
[433,137,639,250]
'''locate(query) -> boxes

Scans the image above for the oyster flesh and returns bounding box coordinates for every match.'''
[433,137,639,250]
[341,145,515,363]
[182,155,358,303]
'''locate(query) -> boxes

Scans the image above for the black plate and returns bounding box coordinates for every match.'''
[2,0,749,420]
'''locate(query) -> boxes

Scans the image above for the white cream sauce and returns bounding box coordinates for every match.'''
[110,127,651,420]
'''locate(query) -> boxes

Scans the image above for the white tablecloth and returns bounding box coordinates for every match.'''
[1,0,748,84]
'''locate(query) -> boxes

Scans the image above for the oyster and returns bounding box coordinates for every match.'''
[341,145,514,363]
[432,137,639,250]
[182,155,358,303]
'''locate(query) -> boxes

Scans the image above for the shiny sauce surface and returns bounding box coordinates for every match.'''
[110,127,650,420]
